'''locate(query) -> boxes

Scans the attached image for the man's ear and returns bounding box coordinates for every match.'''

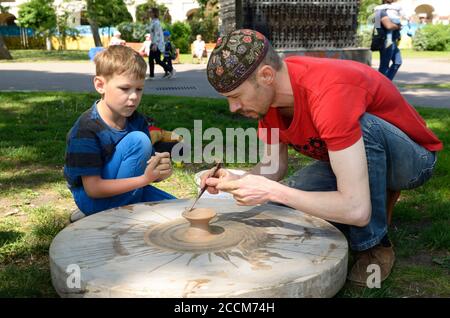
[93,76,106,95]
[258,65,275,86]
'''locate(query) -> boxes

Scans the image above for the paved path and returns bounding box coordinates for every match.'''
[0,62,221,98]
[1,58,449,108]
[372,58,450,109]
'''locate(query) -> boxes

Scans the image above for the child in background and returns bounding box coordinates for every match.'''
[139,33,152,57]
[162,30,176,79]
[64,45,175,222]
[109,30,126,46]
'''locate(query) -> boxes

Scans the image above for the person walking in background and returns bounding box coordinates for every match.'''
[192,34,206,64]
[162,30,176,79]
[374,0,407,48]
[148,8,171,80]
[374,0,403,80]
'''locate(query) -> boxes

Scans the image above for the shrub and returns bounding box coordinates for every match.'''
[357,28,373,48]
[413,24,450,51]
[4,35,45,49]
[188,14,219,43]
[117,22,148,42]
[170,21,191,53]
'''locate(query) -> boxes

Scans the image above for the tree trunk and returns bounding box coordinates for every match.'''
[46,36,52,51]
[88,19,103,47]
[0,34,13,60]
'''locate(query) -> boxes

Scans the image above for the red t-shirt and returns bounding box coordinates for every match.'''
[258,56,443,161]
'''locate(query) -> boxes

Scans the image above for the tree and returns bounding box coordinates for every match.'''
[54,0,82,50]
[17,0,57,51]
[0,4,12,59]
[358,0,380,26]
[85,0,132,47]
[0,34,12,60]
[188,0,219,43]
[135,0,169,24]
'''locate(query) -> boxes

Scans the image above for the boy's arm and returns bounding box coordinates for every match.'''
[81,153,171,198]
[82,175,152,198]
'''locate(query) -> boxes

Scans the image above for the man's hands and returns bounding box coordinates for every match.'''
[200,168,240,194]
[201,169,277,205]
[144,152,172,183]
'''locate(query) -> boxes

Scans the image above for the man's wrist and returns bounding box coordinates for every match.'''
[268,180,284,204]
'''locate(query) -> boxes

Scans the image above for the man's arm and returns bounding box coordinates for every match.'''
[201,142,288,194]
[249,142,288,181]
[216,137,372,226]
[271,137,371,226]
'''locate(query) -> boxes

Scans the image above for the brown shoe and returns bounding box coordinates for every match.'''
[348,244,395,286]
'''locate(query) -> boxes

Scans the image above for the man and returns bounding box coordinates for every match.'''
[202,29,442,286]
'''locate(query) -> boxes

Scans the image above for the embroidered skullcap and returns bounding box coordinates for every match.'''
[207,29,269,93]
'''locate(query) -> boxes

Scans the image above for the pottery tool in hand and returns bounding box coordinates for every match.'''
[186,161,222,212]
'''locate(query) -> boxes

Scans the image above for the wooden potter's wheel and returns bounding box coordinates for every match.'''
[50,199,348,297]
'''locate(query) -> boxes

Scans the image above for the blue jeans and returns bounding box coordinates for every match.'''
[283,113,437,251]
[378,41,402,80]
[72,131,176,215]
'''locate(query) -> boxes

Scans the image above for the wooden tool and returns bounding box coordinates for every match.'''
[186,161,222,212]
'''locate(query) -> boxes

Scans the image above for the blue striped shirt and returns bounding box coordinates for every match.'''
[64,101,151,188]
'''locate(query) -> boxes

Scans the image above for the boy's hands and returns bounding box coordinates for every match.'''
[144,152,172,183]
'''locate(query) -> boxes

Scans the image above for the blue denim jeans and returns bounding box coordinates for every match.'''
[378,41,402,80]
[72,131,176,215]
[283,113,437,251]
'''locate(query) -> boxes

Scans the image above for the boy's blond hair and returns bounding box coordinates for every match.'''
[94,45,147,80]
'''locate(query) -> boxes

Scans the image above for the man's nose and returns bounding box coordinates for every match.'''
[229,102,241,113]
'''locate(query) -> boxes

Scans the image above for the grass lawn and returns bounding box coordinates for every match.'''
[397,83,450,90]
[0,91,449,297]
[2,50,196,64]
[4,50,90,62]
[372,49,450,61]
[3,49,450,64]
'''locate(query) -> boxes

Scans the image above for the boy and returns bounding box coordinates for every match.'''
[64,45,175,222]
[162,30,176,79]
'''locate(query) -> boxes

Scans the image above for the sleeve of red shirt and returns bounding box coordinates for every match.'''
[312,84,373,151]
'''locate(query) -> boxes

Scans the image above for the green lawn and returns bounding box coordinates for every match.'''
[397,83,450,90]
[0,91,449,297]
[2,50,196,64]
[3,49,449,63]
[4,50,90,62]
[372,49,450,61]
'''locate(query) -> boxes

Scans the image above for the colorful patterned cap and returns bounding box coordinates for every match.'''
[207,29,269,93]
